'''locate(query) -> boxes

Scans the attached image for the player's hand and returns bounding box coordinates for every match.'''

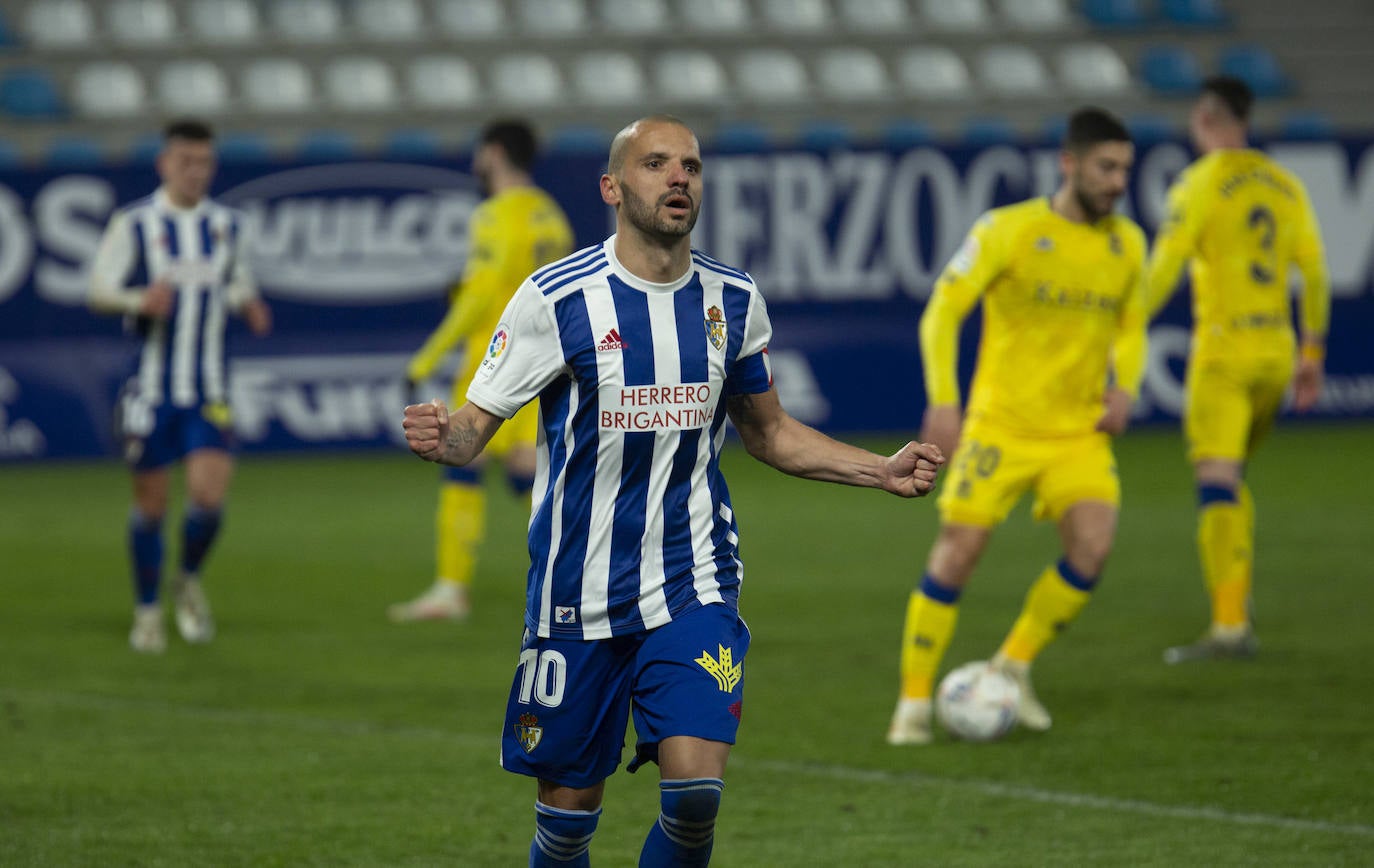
[403,398,451,463]
[242,298,272,336]
[920,404,962,459]
[1293,358,1324,412]
[885,441,945,498]
[1095,387,1133,436]
[138,280,176,319]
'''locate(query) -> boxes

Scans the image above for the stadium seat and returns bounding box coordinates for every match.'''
[241,59,314,113]
[1041,114,1068,143]
[157,61,231,115]
[997,0,1071,31]
[677,0,750,34]
[383,128,442,159]
[108,0,177,45]
[216,132,273,164]
[1279,110,1335,142]
[963,116,1019,146]
[1160,0,1230,28]
[0,10,16,46]
[0,141,21,168]
[734,49,809,104]
[435,0,506,37]
[1218,44,1290,97]
[519,0,588,36]
[1127,113,1177,143]
[798,120,855,151]
[408,56,482,109]
[548,125,609,155]
[1057,43,1132,96]
[1139,44,1203,96]
[24,0,94,47]
[128,132,163,164]
[572,52,647,106]
[816,47,890,101]
[977,46,1053,98]
[881,118,937,149]
[1081,0,1151,29]
[354,0,423,41]
[710,121,772,153]
[897,46,974,101]
[46,137,104,167]
[835,0,910,33]
[188,0,259,43]
[920,0,991,32]
[297,130,360,162]
[325,58,398,112]
[73,62,147,118]
[0,69,65,119]
[654,51,728,103]
[597,0,670,35]
[270,0,342,43]
[760,0,831,33]
[490,54,564,106]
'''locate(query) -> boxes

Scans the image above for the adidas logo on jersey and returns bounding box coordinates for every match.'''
[597,329,627,352]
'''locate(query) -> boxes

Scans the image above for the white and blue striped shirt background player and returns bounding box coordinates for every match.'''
[467,236,773,640]
[90,188,257,413]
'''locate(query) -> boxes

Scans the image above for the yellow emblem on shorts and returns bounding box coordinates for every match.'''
[695,644,742,693]
[705,305,727,351]
[515,713,543,753]
[202,402,232,429]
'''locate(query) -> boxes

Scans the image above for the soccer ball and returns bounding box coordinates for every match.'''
[935,661,1021,742]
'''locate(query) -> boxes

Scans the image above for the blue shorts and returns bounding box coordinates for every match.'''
[118,395,233,471]
[501,602,750,789]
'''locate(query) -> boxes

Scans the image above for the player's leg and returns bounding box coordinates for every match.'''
[177,445,233,643]
[532,779,605,868]
[629,604,747,866]
[129,467,171,653]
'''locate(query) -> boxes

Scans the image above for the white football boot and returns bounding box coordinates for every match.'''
[886,698,934,745]
[1163,625,1258,665]
[991,655,1052,732]
[174,576,216,644]
[129,604,166,654]
[387,581,471,623]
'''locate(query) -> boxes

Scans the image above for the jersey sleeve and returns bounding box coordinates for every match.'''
[1291,180,1331,345]
[465,280,567,419]
[1145,170,1204,317]
[919,211,1008,406]
[88,211,145,315]
[1111,224,1149,399]
[726,288,773,396]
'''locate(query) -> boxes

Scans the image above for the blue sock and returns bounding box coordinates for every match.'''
[181,506,223,576]
[639,778,724,868]
[129,509,163,605]
[530,802,600,866]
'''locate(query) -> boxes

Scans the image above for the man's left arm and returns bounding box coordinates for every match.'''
[225,219,271,336]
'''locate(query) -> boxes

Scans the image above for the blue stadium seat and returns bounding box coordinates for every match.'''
[1279,110,1335,142]
[0,9,17,45]
[1218,44,1290,97]
[1040,115,1068,144]
[798,120,855,152]
[710,122,772,153]
[217,133,273,164]
[548,126,609,156]
[46,137,104,168]
[1139,45,1203,96]
[881,119,936,149]
[383,129,442,160]
[128,133,163,164]
[1127,113,1177,144]
[0,69,65,119]
[0,141,22,169]
[1160,0,1229,27]
[297,130,360,162]
[962,116,1018,147]
[1081,0,1151,29]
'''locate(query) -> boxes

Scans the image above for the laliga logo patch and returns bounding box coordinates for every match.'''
[487,324,511,361]
[705,305,727,351]
[695,644,742,693]
[515,713,543,753]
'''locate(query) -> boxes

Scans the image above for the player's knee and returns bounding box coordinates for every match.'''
[1064,542,1110,580]
[659,778,723,847]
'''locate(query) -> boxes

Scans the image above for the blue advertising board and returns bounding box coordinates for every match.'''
[2,138,1372,461]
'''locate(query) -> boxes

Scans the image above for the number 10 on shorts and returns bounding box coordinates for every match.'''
[516,648,567,707]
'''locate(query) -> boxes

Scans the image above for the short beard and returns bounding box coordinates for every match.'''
[621,183,697,240]
[1074,186,1111,222]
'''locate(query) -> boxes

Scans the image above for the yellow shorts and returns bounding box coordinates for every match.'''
[453,365,538,460]
[1184,354,1293,463]
[937,423,1119,528]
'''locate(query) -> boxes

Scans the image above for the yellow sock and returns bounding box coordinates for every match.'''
[898,587,959,700]
[436,482,486,589]
[998,562,1093,665]
[1198,499,1251,629]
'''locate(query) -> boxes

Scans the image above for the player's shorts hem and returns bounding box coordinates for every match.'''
[1033,489,1119,523]
[935,506,1001,528]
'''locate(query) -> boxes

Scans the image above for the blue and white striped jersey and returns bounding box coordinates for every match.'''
[467,236,774,639]
[90,188,256,408]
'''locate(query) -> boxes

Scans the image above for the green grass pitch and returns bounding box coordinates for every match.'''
[2,424,1371,866]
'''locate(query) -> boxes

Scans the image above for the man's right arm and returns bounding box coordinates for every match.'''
[88,211,171,317]
[403,399,504,466]
[1292,181,1331,411]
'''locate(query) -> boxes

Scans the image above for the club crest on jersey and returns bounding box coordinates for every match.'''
[556,606,577,624]
[695,644,742,693]
[1108,233,1123,256]
[705,305,727,350]
[514,713,543,753]
[1035,236,1054,252]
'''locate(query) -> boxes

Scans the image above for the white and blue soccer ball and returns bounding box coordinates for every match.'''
[935,661,1021,742]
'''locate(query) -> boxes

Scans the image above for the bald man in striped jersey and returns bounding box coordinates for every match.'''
[90,119,271,654]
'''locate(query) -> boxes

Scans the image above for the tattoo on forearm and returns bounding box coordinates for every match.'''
[446,423,478,453]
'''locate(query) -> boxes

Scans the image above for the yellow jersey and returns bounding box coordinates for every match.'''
[1146,148,1329,361]
[407,186,574,382]
[921,197,1148,438]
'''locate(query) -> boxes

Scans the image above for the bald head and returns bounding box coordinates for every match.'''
[608,114,694,175]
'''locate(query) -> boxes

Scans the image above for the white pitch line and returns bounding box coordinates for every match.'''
[8,689,1373,839]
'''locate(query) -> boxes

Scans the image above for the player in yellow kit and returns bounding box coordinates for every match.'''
[887,108,1148,744]
[1146,77,1329,663]
[389,120,573,622]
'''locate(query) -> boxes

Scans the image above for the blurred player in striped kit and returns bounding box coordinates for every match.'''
[404,115,943,867]
[389,120,573,624]
[89,119,271,654]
